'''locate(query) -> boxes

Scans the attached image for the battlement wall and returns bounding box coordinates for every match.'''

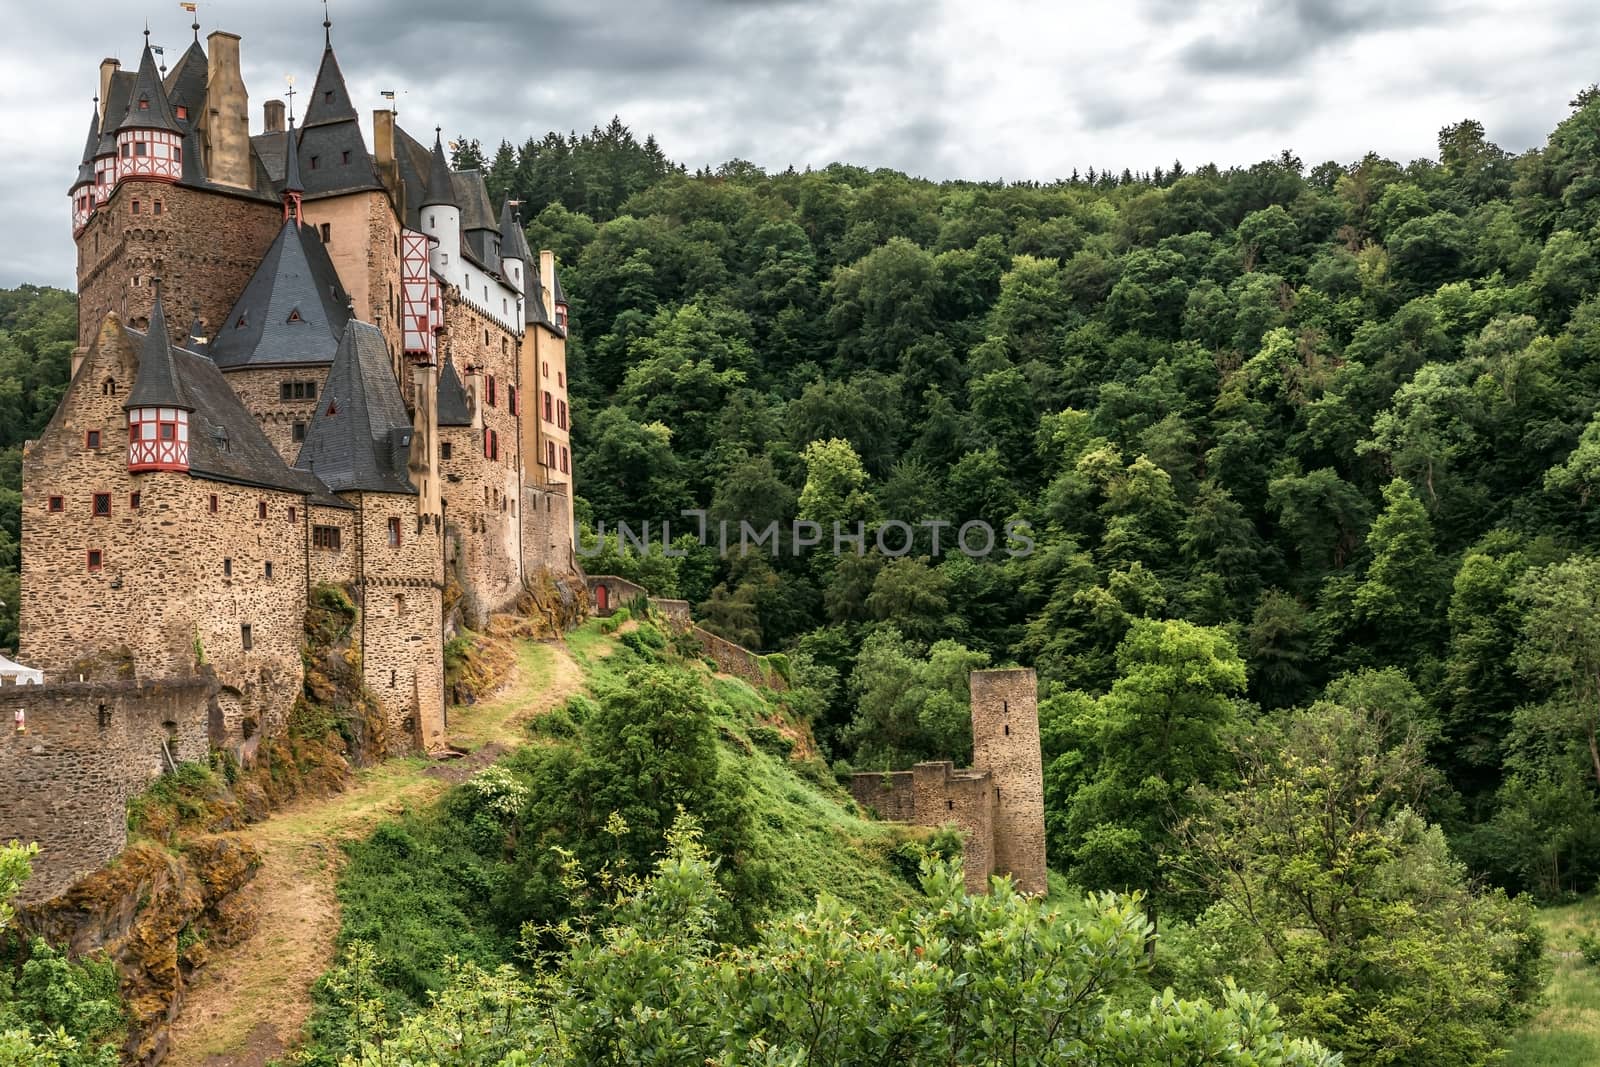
[0,678,216,902]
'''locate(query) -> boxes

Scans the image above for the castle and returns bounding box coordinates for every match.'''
[850,669,1048,896]
[3,14,581,898]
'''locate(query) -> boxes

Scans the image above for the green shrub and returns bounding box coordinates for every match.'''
[528,706,578,739]
[1578,931,1600,968]
[748,724,795,760]
[562,693,597,724]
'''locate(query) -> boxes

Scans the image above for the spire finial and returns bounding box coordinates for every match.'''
[323,0,332,46]
[144,19,150,42]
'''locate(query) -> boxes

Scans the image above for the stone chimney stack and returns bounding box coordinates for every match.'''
[200,31,251,189]
[263,99,285,133]
[97,59,120,121]
[373,109,400,203]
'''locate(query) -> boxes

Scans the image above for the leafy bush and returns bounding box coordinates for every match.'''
[747,724,794,759]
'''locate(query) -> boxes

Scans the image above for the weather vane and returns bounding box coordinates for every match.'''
[285,75,297,123]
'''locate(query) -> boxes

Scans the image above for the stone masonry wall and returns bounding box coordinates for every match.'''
[222,365,330,465]
[0,679,214,902]
[849,770,916,823]
[913,762,996,895]
[649,598,693,632]
[307,504,359,588]
[349,491,446,750]
[970,668,1048,896]
[21,318,307,741]
[586,575,648,616]
[693,626,789,691]
[76,179,281,351]
[299,191,403,377]
[522,483,577,578]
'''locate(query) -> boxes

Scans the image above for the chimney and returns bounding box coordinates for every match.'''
[70,346,88,380]
[373,108,400,203]
[97,59,120,121]
[263,99,285,134]
[200,31,251,189]
[539,250,556,319]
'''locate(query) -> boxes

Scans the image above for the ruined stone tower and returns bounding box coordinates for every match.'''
[970,668,1047,896]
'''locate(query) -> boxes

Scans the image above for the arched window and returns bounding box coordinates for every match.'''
[101,378,117,396]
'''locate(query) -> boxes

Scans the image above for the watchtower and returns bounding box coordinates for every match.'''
[969,667,1047,895]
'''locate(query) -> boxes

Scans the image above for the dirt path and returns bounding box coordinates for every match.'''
[163,639,583,1067]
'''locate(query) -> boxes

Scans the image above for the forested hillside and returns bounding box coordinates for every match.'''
[463,105,1600,917]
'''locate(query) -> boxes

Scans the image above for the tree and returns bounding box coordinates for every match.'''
[329,826,1338,1067]
[1513,556,1600,787]
[1052,620,1247,914]
[843,627,989,768]
[1173,697,1545,1066]
[797,438,875,528]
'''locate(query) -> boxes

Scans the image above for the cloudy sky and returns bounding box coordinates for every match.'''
[3,0,1596,288]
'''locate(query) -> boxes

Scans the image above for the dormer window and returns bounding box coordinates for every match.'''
[139,96,150,111]
[342,150,351,165]
[286,308,303,324]
[324,91,334,104]
[310,156,320,170]
[175,105,188,120]
[236,315,247,328]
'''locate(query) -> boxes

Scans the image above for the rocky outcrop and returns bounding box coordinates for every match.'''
[21,836,261,1065]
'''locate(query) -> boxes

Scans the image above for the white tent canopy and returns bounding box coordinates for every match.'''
[0,654,43,686]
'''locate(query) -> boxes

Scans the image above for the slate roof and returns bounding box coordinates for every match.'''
[551,262,567,307]
[126,294,192,410]
[453,170,496,233]
[437,358,472,427]
[419,131,456,209]
[295,321,418,495]
[283,120,304,194]
[499,202,533,265]
[526,264,557,330]
[162,41,208,123]
[115,44,183,135]
[98,71,133,155]
[294,44,382,199]
[209,219,351,370]
[394,125,434,227]
[74,107,100,189]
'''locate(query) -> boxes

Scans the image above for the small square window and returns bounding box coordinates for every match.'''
[154,200,163,216]
[86,430,101,449]
[240,623,253,651]
[87,549,103,572]
[176,105,188,120]
[223,558,233,577]
[47,496,63,513]
[441,442,452,461]
[292,421,306,443]
[387,517,401,546]
[209,493,219,513]
[93,493,111,517]
[131,200,142,216]
[130,492,140,509]
[287,506,297,523]
[257,501,267,520]
[320,223,331,243]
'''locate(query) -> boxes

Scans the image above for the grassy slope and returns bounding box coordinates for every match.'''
[1506,898,1600,1066]
[319,620,927,1024]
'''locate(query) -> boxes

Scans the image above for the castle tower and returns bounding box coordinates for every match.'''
[71,106,100,234]
[124,288,192,473]
[969,668,1047,895]
[497,201,529,297]
[420,130,461,278]
[114,40,184,184]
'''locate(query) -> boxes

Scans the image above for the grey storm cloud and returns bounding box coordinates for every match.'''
[3,0,1599,288]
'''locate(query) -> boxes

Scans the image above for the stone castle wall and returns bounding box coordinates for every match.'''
[970,669,1047,896]
[693,626,788,691]
[348,491,445,749]
[299,191,402,375]
[76,179,281,350]
[587,575,648,616]
[221,365,328,466]
[21,321,306,742]
[0,679,215,902]
[849,770,916,823]
[849,668,1047,896]
[522,483,577,579]
[307,503,359,588]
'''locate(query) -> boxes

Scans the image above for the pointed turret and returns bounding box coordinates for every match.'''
[498,201,531,294]
[294,321,417,495]
[437,358,473,427]
[71,106,100,232]
[282,118,304,222]
[294,28,380,198]
[126,287,194,473]
[525,263,556,331]
[115,43,182,136]
[550,258,569,331]
[421,130,457,209]
[420,129,461,277]
[114,41,184,183]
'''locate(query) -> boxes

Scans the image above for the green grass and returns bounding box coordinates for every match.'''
[1506,897,1600,1066]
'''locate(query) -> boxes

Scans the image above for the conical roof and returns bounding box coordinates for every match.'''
[209,219,351,369]
[115,43,182,135]
[126,290,193,411]
[499,201,533,265]
[283,118,304,195]
[301,44,358,128]
[73,106,100,189]
[551,261,567,306]
[294,320,416,494]
[420,130,457,209]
